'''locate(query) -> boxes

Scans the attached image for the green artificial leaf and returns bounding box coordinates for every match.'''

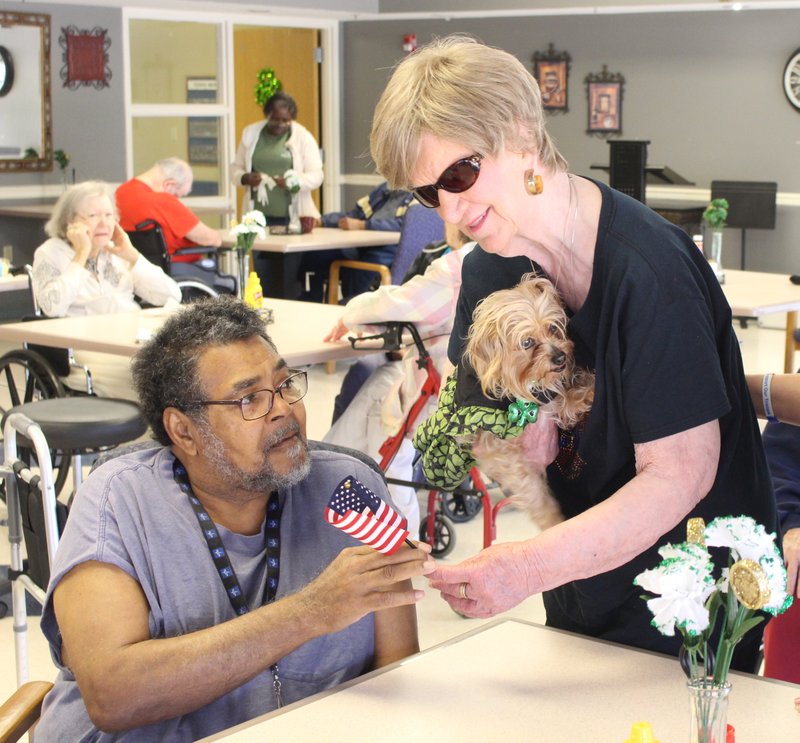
[703,198,729,229]
[728,614,765,644]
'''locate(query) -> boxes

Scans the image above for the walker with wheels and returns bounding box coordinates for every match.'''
[349,321,513,557]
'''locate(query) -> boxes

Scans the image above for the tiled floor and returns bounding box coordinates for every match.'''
[0,317,789,709]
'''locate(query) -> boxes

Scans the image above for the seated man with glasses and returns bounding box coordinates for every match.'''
[35,296,431,741]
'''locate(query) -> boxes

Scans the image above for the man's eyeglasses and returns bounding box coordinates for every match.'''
[411,154,482,209]
[191,370,308,421]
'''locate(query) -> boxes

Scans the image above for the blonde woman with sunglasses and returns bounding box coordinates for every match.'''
[371,35,776,672]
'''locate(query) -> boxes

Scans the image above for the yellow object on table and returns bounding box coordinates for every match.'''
[624,721,660,743]
[244,271,263,308]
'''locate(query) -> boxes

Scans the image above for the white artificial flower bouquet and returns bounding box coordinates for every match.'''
[229,210,267,253]
[634,515,792,685]
[283,169,301,195]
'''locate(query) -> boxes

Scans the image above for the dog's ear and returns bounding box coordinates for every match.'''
[466,313,504,375]
[465,301,508,397]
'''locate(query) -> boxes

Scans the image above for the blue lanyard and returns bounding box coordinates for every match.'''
[172,456,283,705]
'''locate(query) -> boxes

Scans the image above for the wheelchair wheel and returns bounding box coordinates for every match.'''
[441,489,483,523]
[0,349,64,416]
[177,280,219,304]
[419,513,455,558]
[0,349,71,496]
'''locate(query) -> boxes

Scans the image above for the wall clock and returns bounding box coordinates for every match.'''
[783,48,800,110]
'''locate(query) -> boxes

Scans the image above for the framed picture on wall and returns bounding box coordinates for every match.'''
[186,77,219,165]
[59,25,111,90]
[187,117,219,164]
[187,119,218,163]
[186,76,217,103]
[585,65,625,136]
[187,134,218,164]
[532,43,571,112]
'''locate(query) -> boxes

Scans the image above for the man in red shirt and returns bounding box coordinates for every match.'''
[116,158,222,263]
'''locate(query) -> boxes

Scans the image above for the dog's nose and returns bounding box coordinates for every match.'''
[551,350,566,368]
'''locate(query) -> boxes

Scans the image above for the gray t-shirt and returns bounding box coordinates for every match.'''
[36,446,387,741]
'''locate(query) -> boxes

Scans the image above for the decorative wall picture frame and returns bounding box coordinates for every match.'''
[187,117,220,165]
[533,43,571,113]
[186,76,218,104]
[186,78,219,165]
[585,65,625,136]
[59,26,111,90]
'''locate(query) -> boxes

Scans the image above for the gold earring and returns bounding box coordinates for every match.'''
[525,169,543,196]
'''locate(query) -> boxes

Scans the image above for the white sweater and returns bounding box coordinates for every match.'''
[231,119,323,219]
[32,237,181,317]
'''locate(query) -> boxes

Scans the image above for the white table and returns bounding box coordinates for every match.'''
[201,618,800,742]
[219,226,400,255]
[0,274,29,293]
[0,301,372,367]
[720,269,800,371]
[219,227,401,298]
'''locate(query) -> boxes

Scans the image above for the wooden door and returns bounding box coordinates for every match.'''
[232,26,321,216]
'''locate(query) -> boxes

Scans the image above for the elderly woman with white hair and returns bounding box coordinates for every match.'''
[31,181,180,397]
[34,180,180,317]
[370,35,776,672]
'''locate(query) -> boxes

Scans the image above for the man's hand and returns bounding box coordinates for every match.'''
[241,172,262,188]
[299,542,433,636]
[783,527,800,597]
[338,217,366,231]
[53,541,433,732]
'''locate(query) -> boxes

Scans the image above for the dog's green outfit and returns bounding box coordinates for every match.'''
[413,367,540,490]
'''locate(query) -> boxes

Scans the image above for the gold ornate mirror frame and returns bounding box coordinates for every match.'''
[0,11,52,172]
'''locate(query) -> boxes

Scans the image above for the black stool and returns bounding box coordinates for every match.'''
[3,397,148,494]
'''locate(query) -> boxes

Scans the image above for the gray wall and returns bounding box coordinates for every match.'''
[340,10,800,273]
[2,2,126,190]
[1,3,125,263]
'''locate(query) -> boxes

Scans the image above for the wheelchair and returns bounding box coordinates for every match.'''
[128,220,237,301]
[0,265,150,496]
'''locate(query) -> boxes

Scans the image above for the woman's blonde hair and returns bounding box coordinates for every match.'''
[370,35,567,189]
[45,181,116,240]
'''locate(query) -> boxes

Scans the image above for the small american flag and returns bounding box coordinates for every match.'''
[325,475,410,555]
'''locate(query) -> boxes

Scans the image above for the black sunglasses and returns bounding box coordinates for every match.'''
[411,154,483,209]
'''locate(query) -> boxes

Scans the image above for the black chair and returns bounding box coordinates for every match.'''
[128,220,236,300]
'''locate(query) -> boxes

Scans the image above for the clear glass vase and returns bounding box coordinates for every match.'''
[237,250,250,300]
[287,195,302,234]
[708,229,725,283]
[687,678,731,743]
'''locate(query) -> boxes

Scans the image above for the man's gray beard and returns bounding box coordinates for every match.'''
[199,420,311,493]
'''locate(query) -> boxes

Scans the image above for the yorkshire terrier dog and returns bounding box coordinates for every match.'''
[464,273,594,529]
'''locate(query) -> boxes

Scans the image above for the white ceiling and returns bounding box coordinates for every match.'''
[24,0,800,19]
